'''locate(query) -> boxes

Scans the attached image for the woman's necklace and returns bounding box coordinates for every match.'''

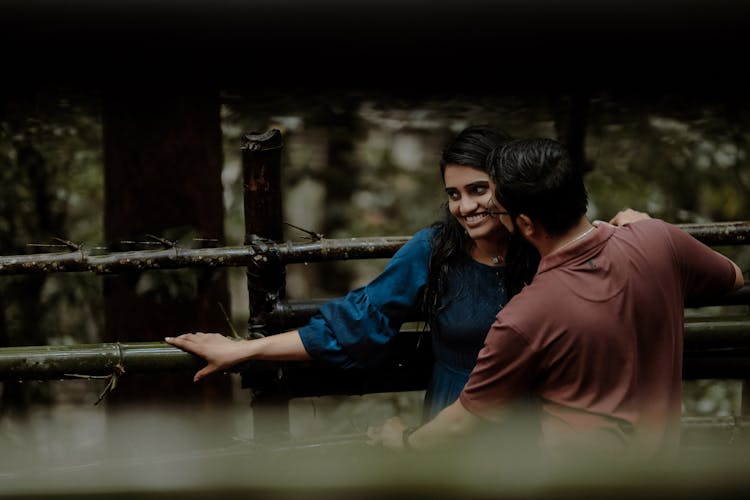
[472,244,506,266]
[556,225,596,252]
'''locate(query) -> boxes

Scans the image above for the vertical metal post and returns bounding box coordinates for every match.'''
[242,129,286,334]
[241,129,284,237]
[241,129,290,440]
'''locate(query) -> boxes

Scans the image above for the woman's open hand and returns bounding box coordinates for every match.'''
[165,332,249,382]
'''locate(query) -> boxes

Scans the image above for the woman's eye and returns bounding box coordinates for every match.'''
[447,191,460,201]
[472,186,487,195]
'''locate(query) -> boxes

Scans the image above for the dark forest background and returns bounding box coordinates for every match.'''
[1,0,749,464]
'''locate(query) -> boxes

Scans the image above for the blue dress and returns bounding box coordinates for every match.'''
[298,227,509,420]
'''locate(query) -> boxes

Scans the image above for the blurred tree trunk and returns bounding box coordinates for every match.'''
[0,125,59,415]
[312,97,362,295]
[102,90,231,410]
[724,97,750,200]
[551,92,593,173]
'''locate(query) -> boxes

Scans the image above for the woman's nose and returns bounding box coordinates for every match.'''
[459,197,478,214]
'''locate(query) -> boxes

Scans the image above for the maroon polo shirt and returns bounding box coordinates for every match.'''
[460,219,737,457]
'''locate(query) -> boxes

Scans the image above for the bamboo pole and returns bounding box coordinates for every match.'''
[241,129,289,439]
[686,284,750,308]
[0,237,409,275]
[681,416,749,447]
[677,220,750,246]
[681,416,750,430]
[263,292,750,331]
[1,320,748,381]
[0,342,202,380]
[0,221,747,276]
[684,320,750,349]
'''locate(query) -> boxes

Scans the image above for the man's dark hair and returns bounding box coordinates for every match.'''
[490,138,588,236]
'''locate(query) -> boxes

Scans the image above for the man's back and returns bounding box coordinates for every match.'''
[461,219,737,457]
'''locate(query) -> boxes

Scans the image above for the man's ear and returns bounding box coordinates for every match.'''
[515,214,536,238]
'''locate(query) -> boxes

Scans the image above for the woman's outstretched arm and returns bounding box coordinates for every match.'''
[165,331,311,382]
[168,228,435,379]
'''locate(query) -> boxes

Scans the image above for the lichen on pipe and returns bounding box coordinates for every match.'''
[0,221,747,276]
[0,237,411,275]
[0,342,204,380]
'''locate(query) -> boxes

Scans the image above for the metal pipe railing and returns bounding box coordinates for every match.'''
[2,319,748,381]
[0,222,747,276]
[0,237,408,276]
[0,342,201,380]
[265,289,750,331]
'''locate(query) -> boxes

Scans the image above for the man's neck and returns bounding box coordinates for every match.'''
[536,217,593,258]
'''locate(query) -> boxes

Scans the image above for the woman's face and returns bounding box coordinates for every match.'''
[443,165,504,242]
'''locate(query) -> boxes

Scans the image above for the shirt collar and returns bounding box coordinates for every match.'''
[536,221,617,275]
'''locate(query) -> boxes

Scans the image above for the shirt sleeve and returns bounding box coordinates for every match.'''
[297,228,434,369]
[459,321,538,421]
[661,222,738,302]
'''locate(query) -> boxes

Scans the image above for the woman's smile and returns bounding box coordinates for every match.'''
[443,164,504,242]
[463,212,491,226]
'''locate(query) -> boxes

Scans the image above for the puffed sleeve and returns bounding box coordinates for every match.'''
[297,227,435,369]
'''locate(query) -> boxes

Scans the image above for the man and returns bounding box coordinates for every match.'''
[371,138,743,459]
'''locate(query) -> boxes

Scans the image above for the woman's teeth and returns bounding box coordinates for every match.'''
[465,213,488,223]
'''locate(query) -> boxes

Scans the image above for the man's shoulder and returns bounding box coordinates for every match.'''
[613,217,671,237]
[610,218,683,250]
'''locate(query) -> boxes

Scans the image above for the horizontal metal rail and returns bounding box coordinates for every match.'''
[0,221,748,275]
[267,289,750,330]
[0,342,202,380]
[0,237,408,275]
[681,416,749,447]
[677,221,750,246]
[684,319,750,349]
[2,321,749,380]
[686,285,750,308]
[681,416,750,431]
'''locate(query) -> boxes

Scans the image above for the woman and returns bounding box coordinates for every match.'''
[168,126,523,419]
[166,127,643,419]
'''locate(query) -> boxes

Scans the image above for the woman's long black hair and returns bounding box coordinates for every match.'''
[422,126,540,318]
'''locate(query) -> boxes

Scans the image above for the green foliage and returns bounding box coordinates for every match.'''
[2,90,748,420]
[0,91,104,352]
[682,379,742,417]
[585,98,750,223]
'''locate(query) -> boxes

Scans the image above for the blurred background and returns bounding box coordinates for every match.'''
[1,0,749,491]
[2,89,749,457]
